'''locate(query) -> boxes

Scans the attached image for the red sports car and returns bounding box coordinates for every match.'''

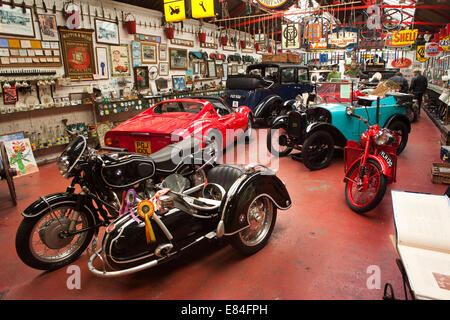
[104,96,253,155]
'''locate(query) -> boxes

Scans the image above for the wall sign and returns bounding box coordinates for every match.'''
[425,42,440,57]
[281,24,300,49]
[309,41,327,50]
[328,28,358,48]
[59,28,96,80]
[416,45,429,62]
[391,58,412,69]
[391,29,418,46]
[191,0,215,19]
[164,0,186,22]
[439,35,449,51]
[256,0,295,11]
[170,38,194,47]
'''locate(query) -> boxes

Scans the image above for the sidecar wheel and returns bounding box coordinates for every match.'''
[230,196,277,256]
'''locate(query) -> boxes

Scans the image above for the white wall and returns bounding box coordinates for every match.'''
[0,0,261,140]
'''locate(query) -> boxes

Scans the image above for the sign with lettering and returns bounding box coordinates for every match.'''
[425,42,440,57]
[391,29,418,46]
[328,28,358,48]
[256,0,294,10]
[59,28,95,80]
[391,58,412,68]
[439,35,450,51]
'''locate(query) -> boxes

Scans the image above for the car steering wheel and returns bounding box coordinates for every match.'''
[323,95,342,104]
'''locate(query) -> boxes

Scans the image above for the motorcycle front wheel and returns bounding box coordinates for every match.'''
[231,196,277,255]
[345,158,388,214]
[15,203,95,270]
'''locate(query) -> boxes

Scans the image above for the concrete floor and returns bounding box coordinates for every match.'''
[0,112,446,300]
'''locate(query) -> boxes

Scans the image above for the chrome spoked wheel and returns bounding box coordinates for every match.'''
[231,196,277,255]
[29,206,89,263]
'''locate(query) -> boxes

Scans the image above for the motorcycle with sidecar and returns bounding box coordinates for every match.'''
[88,163,292,277]
[15,134,216,271]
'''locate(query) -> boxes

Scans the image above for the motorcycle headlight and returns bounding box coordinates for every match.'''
[57,155,71,178]
[375,131,395,146]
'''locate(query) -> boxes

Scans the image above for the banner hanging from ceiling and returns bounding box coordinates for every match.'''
[281,23,300,49]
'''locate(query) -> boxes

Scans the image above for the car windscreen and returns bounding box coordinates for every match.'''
[152,101,203,114]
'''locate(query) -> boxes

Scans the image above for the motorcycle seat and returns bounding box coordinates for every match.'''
[206,165,245,192]
[150,138,203,173]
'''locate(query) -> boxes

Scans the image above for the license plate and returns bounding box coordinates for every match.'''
[232,100,239,108]
[379,151,393,168]
[134,141,152,155]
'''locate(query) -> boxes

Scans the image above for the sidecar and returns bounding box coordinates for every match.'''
[88,164,291,277]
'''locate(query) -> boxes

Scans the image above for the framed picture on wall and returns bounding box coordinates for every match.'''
[169,48,187,70]
[141,43,157,64]
[37,14,58,41]
[59,28,96,80]
[207,60,216,78]
[110,44,131,77]
[95,19,120,45]
[134,66,149,90]
[193,62,199,75]
[216,63,224,79]
[96,46,109,80]
[200,62,206,77]
[172,75,187,91]
[3,86,17,104]
[159,43,168,61]
[0,4,35,37]
[159,62,169,76]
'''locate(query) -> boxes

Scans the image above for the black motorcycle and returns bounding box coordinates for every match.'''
[87,163,292,277]
[15,135,216,271]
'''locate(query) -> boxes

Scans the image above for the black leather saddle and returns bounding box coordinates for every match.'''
[206,165,245,192]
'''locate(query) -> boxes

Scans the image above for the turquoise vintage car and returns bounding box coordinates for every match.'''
[267,92,413,171]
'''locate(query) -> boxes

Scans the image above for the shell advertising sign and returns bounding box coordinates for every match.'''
[386,29,418,47]
[392,29,418,46]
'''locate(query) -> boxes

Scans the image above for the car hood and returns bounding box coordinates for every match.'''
[315,103,345,112]
[111,113,197,135]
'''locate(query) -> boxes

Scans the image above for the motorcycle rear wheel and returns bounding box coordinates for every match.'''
[15,203,95,270]
[231,196,277,255]
[345,158,388,214]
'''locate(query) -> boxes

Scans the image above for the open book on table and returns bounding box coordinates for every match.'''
[392,190,450,300]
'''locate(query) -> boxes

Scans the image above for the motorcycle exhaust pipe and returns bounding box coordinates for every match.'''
[88,248,159,278]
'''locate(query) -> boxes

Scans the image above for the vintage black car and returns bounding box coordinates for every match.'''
[225,63,313,126]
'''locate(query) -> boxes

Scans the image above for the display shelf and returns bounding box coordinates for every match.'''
[0,103,93,119]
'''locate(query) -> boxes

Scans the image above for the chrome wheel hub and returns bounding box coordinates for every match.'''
[38,217,73,250]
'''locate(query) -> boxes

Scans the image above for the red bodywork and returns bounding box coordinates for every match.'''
[316,82,365,103]
[344,125,398,184]
[104,98,251,154]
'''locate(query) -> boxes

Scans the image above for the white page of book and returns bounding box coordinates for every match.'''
[397,244,450,300]
[392,190,450,253]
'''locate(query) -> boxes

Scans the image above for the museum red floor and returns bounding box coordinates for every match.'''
[0,112,446,300]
